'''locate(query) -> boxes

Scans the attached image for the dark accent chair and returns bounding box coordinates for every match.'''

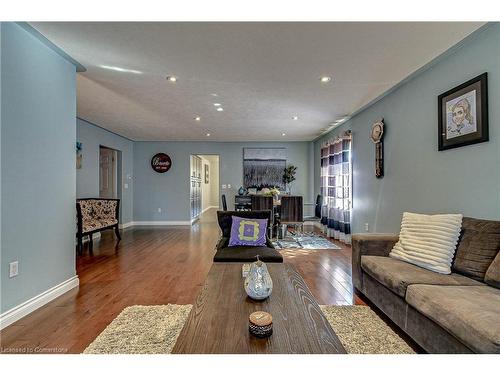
[221,194,228,211]
[214,210,283,263]
[76,198,121,255]
[250,195,273,211]
[352,217,500,353]
[304,194,323,222]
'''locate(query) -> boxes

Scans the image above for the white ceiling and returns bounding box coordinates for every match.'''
[31,22,485,141]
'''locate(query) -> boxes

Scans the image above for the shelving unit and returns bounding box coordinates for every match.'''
[190,155,202,220]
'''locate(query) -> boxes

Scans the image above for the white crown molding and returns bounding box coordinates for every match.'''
[0,276,79,330]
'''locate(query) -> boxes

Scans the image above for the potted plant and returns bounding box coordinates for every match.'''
[282,165,297,194]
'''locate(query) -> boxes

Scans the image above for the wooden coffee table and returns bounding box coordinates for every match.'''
[172,263,346,354]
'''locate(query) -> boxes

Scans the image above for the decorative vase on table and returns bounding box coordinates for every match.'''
[244,257,273,300]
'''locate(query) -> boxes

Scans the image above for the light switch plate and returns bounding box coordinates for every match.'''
[124,183,129,189]
[9,261,19,278]
[227,184,231,189]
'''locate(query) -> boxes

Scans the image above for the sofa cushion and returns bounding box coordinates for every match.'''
[82,218,117,233]
[452,217,500,281]
[485,251,500,288]
[217,210,272,238]
[361,256,482,297]
[213,246,283,263]
[389,212,463,274]
[228,216,268,247]
[406,285,500,353]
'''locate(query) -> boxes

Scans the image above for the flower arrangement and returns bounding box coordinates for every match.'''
[269,187,280,196]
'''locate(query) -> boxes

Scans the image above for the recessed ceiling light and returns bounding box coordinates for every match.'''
[292,116,299,120]
[166,76,178,83]
[320,76,332,83]
[282,132,286,136]
[206,133,211,137]
[100,65,142,74]
[216,107,224,112]
[213,103,221,107]
[210,93,219,97]
[194,116,201,121]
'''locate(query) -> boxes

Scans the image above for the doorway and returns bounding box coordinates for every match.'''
[190,154,220,222]
[99,146,118,199]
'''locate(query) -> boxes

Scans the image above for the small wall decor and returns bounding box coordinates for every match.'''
[151,153,172,173]
[370,119,385,178]
[438,73,488,151]
[76,142,83,169]
[204,163,209,184]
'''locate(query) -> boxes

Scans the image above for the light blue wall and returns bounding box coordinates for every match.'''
[76,118,134,224]
[1,23,77,313]
[314,23,500,234]
[133,141,314,221]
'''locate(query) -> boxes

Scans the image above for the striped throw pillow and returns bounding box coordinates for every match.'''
[390,212,463,274]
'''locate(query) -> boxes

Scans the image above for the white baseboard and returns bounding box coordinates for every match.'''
[131,221,192,226]
[0,276,79,330]
[119,222,133,229]
[201,205,219,214]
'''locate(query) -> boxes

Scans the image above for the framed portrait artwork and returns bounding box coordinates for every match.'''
[438,73,488,151]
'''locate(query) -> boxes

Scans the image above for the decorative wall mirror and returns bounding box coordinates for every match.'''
[370,119,385,178]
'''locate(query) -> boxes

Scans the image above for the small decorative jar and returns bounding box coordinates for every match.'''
[244,257,273,300]
[249,311,273,338]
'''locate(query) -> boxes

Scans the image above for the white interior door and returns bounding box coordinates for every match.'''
[99,147,117,198]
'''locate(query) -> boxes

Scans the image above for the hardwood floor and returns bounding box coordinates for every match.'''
[0,208,363,354]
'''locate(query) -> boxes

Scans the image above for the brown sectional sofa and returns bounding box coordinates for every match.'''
[352,217,500,353]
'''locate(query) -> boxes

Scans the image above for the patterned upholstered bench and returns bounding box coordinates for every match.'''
[76,198,121,255]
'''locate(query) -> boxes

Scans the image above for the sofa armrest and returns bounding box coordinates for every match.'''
[351,233,399,291]
[266,237,276,249]
[216,236,229,250]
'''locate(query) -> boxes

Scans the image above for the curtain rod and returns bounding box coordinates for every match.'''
[321,130,352,147]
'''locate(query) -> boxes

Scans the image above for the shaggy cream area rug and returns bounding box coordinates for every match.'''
[83,304,192,354]
[320,305,415,354]
[84,304,415,354]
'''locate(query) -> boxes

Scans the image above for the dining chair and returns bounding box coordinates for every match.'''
[250,195,273,211]
[280,196,304,233]
[304,194,323,222]
[221,194,228,211]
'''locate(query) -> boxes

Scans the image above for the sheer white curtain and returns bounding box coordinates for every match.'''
[320,132,352,244]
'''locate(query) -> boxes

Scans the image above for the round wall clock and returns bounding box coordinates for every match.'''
[371,120,384,143]
[151,153,172,173]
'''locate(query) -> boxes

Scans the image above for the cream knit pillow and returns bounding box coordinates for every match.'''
[390,212,463,274]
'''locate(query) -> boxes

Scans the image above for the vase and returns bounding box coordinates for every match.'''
[244,257,273,300]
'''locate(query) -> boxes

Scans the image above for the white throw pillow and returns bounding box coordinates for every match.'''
[389,212,463,274]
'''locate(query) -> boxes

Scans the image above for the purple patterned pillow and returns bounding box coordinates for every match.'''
[228,216,268,247]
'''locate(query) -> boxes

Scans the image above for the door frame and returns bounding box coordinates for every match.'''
[190,154,221,220]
